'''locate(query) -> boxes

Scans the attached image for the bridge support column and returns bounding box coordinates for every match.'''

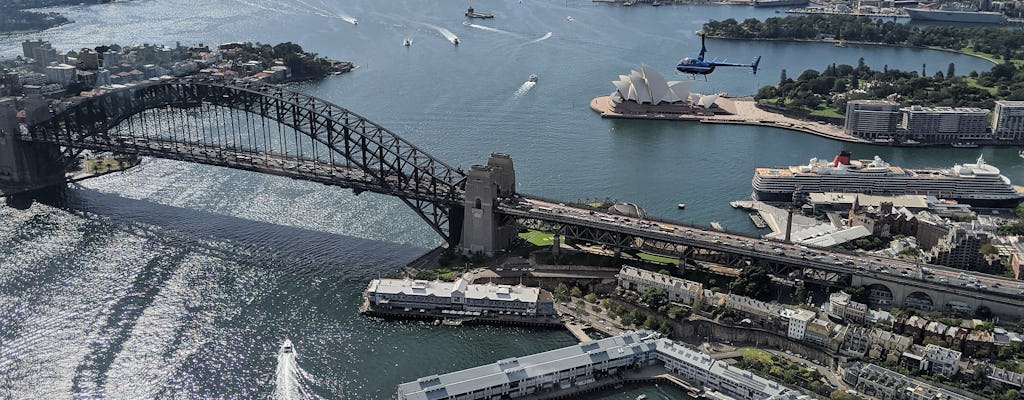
[552,234,561,257]
[460,153,517,256]
[0,98,64,201]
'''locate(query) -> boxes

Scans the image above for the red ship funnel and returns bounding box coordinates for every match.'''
[833,150,851,166]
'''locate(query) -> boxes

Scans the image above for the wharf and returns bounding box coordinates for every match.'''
[563,320,593,342]
[749,213,768,229]
[590,96,869,144]
[360,300,564,328]
[785,7,908,17]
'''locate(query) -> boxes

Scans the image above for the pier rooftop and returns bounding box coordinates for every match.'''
[590,95,868,143]
[396,330,796,400]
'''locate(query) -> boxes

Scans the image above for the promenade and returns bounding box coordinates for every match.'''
[590,95,870,143]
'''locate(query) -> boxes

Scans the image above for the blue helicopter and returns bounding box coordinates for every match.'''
[676,33,761,79]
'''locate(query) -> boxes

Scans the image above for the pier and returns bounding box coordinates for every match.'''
[590,95,869,143]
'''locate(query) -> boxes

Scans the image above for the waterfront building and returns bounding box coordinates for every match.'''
[617,266,703,306]
[364,278,555,318]
[396,331,796,400]
[785,309,815,341]
[22,40,58,66]
[611,63,691,105]
[844,100,900,139]
[901,105,990,143]
[845,362,971,400]
[993,101,1024,142]
[44,64,76,88]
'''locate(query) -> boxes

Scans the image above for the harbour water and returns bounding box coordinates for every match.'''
[0,0,1018,398]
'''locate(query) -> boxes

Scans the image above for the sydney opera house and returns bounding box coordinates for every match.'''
[599,63,728,116]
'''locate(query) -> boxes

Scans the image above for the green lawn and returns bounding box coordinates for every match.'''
[964,76,998,96]
[519,230,554,247]
[637,252,679,265]
[951,47,1024,68]
[808,106,842,118]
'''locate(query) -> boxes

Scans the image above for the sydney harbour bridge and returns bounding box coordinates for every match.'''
[0,78,1021,319]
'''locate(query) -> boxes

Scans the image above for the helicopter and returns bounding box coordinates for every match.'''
[676,33,761,80]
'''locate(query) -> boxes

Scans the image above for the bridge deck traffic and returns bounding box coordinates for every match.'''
[502,198,1024,308]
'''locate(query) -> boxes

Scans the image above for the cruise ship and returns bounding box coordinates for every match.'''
[904,5,1006,24]
[752,0,809,7]
[751,151,1024,208]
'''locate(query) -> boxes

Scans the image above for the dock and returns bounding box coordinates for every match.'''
[564,321,593,342]
[749,213,768,229]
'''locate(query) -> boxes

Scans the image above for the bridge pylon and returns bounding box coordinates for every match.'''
[0,97,64,201]
[461,153,517,256]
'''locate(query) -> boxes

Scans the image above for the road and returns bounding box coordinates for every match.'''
[504,198,1024,303]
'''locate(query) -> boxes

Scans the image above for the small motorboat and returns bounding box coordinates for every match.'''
[677,203,685,209]
[403,38,412,46]
[453,37,460,45]
[652,0,662,5]
[1019,149,1024,159]
[528,74,538,83]
[280,339,294,354]
[566,16,574,22]
[636,395,648,400]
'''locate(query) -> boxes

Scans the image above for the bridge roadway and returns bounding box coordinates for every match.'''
[23,133,463,205]
[500,199,1024,309]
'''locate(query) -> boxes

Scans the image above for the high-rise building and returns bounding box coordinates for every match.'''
[45,64,76,88]
[902,106,990,143]
[22,40,57,66]
[993,101,1024,142]
[844,100,900,139]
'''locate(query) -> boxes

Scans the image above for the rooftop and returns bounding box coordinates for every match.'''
[367,278,540,304]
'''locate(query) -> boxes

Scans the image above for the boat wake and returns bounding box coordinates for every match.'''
[528,32,553,44]
[513,82,536,97]
[272,340,321,400]
[291,0,358,25]
[462,21,518,37]
[428,25,460,44]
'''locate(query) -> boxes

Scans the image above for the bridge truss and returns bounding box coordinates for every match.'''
[23,79,467,242]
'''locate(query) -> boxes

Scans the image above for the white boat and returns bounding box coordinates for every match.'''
[280,339,294,354]
[636,395,648,400]
[566,16,574,22]
[403,38,412,46]
[677,203,685,209]
[528,74,538,83]
[453,37,460,45]
[1019,149,1024,159]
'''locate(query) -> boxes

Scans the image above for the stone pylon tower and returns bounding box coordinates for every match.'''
[0,97,63,195]
[461,153,517,255]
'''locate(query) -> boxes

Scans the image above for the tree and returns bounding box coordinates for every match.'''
[947,62,956,78]
[794,281,808,304]
[554,283,569,301]
[644,314,658,329]
[780,69,788,85]
[584,293,598,303]
[980,243,999,256]
[569,286,583,298]
[976,305,993,320]
[641,287,668,309]
[830,390,855,400]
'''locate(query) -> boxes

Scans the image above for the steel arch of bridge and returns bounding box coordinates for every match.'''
[23,78,467,242]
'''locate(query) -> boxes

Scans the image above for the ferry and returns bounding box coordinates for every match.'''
[751,150,1024,208]
[528,74,538,83]
[951,142,979,148]
[465,7,494,18]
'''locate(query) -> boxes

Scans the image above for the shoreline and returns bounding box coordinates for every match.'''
[706,35,1001,67]
[589,95,871,144]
